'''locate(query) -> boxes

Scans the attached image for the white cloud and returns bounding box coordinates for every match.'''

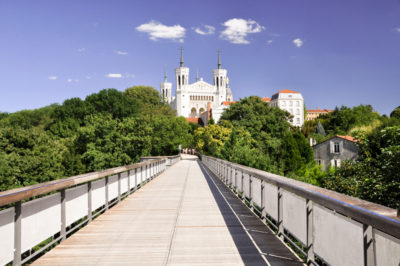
[106,73,123,78]
[293,38,304,47]
[136,20,186,42]
[193,25,215,35]
[396,27,400,32]
[77,48,86,53]
[267,40,273,45]
[115,50,128,55]
[125,73,135,78]
[67,78,79,83]
[48,76,57,80]
[220,18,265,44]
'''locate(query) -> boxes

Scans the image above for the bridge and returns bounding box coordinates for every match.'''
[0,155,399,265]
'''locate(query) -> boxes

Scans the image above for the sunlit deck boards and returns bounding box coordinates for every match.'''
[33,159,302,265]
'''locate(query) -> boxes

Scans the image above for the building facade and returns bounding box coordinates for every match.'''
[306,108,333,121]
[313,135,359,170]
[270,89,304,127]
[160,49,233,118]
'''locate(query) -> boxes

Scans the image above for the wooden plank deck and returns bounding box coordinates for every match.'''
[33,159,303,265]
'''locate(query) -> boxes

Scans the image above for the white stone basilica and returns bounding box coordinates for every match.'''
[160,49,233,118]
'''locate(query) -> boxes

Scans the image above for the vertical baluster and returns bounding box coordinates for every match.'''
[118,173,121,202]
[127,170,131,194]
[88,181,92,222]
[306,199,314,265]
[61,189,66,241]
[13,201,22,266]
[278,187,284,241]
[249,175,253,210]
[105,176,109,210]
[363,224,376,266]
[261,180,265,219]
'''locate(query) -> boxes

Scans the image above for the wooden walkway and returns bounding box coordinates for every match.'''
[33,158,303,265]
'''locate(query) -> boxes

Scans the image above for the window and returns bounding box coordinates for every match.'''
[281,101,286,106]
[289,101,293,106]
[190,108,197,117]
[333,159,341,168]
[296,109,300,115]
[296,118,300,124]
[296,101,300,106]
[199,108,205,113]
[216,77,219,87]
[178,76,181,85]
[334,142,340,153]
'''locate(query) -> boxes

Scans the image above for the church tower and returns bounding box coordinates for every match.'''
[175,47,190,116]
[160,67,172,104]
[213,50,227,104]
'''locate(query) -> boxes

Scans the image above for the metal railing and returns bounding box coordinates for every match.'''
[201,155,400,266]
[0,157,179,265]
[140,155,181,166]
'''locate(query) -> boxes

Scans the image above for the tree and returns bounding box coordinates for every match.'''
[390,106,400,119]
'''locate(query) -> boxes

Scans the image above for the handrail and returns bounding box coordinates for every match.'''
[201,155,400,239]
[0,159,165,207]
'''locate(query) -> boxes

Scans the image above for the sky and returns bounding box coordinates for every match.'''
[0,0,399,115]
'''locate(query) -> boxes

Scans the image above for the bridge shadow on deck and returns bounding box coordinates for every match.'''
[197,160,303,266]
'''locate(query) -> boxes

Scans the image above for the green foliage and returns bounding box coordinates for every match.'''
[390,106,400,119]
[0,86,189,192]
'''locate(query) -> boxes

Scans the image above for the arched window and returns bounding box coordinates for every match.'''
[182,76,185,85]
[190,108,197,117]
[220,77,223,86]
[199,108,205,113]
[216,77,219,87]
[178,76,181,85]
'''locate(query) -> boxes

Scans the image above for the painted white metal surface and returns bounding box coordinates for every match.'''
[243,173,250,198]
[120,172,128,194]
[374,229,400,266]
[91,179,106,210]
[282,190,307,244]
[129,169,136,189]
[21,193,61,253]
[66,185,88,226]
[0,207,14,265]
[251,178,262,207]
[263,182,278,220]
[108,175,118,201]
[313,204,363,266]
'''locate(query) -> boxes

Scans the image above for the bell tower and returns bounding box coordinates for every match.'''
[175,47,190,116]
[213,49,227,104]
[160,67,172,104]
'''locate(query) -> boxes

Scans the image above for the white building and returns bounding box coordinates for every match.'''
[270,89,304,127]
[160,49,233,118]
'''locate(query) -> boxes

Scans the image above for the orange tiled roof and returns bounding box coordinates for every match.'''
[185,117,199,124]
[337,135,359,142]
[261,97,271,102]
[272,89,299,96]
[307,109,333,113]
[222,101,236,106]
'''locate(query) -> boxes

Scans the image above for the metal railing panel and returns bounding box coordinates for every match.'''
[0,207,14,265]
[91,179,106,210]
[243,172,250,198]
[66,184,88,226]
[263,182,279,221]
[129,170,136,190]
[108,174,119,201]
[251,178,262,207]
[21,193,61,253]
[282,190,307,244]
[374,229,400,266]
[120,172,129,194]
[313,203,364,265]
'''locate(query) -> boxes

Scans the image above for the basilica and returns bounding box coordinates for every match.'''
[160,49,233,118]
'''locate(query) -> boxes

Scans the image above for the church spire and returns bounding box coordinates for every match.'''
[217,49,221,69]
[164,65,167,82]
[180,47,184,67]
[196,68,199,82]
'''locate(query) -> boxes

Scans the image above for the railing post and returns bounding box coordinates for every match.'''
[278,187,284,241]
[88,181,92,222]
[241,170,244,200]
[118,173,121,203]
[61,189,66,241]
[363,224,376,266]
[105,176,109,210]
[127,170,131,194]
[261,181,265,219]
[249,175,253,210]
[13,201,21,266]
[134,168,137,190]
[306,200,314,265]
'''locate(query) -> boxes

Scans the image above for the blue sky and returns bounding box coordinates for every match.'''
[0,0,399,114]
